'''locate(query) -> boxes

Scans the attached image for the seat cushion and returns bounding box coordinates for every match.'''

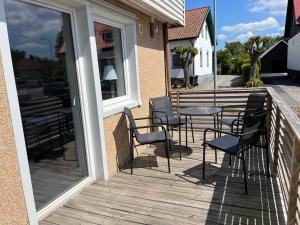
[138,131,172,144]
[219,118,235,126]
[161,117,192,127]
[206,135,240,154]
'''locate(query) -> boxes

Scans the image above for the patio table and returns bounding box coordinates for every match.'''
[179,106,221,161]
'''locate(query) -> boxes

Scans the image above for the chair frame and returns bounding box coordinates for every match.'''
[124,113,172,174]
[150,96,195,159]
[202,110,271,195]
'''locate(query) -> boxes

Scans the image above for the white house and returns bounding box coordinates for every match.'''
[284,0,300,81]
[168,7,214,85]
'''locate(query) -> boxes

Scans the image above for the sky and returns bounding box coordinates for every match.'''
[185,0,288,49]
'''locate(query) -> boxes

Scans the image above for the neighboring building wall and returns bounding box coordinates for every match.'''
[169,21,213,82]
[0,54,29,224]
[193,21,213,78]
[260,42,287,73]
[102,0,166,176]
[169,39,193,78]
[288,32,300,80]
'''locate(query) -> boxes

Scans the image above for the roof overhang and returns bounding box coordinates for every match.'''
[117,0,185,26]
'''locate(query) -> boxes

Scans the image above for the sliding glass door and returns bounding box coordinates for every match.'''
[4,0,88,210]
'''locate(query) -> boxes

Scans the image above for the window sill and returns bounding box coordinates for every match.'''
[102,99,141,118]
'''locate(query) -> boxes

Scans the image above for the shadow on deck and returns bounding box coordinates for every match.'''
[41,132,286,225]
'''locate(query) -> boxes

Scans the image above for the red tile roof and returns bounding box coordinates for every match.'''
[168,7,210,41]
[295,0,300,24]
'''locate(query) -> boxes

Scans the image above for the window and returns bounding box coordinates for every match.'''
[206,50,209,67]
[102,31,114,43]
[200,48,203,67]
[205,25,208,39]
[94,22,126,101]
[172,54,181,69]
[201,27,204,38]
[93,10,140,117]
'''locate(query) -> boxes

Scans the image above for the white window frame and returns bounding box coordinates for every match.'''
[0,0,112,223]
[92,4,141,118]
[93,17,130,106]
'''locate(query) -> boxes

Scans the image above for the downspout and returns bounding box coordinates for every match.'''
[163,23,171,96]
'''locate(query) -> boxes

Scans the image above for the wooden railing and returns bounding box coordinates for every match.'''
[169,88,300,225]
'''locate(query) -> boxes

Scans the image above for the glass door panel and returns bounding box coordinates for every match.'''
[4,0,88,210]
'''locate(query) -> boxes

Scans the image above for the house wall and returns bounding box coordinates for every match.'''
[0,53,29,224]
[169,21,213,84]
[169,39,193,78]
[102,0,166,176]
[193,21,213,79]
[288,32,300,80]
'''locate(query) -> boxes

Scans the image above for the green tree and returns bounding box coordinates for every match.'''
[174,46,198,87]
[244,36,271,83]
[217,41,248,75]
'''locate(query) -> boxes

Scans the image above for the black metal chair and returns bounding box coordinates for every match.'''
[123,107,172,174]
[202,109,271,195]
[220,93,268,132]
[150,96,195,142]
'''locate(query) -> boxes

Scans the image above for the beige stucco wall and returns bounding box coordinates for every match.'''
[0,54,29,224]
[103,0,166,176]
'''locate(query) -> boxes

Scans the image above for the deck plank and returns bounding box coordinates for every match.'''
[41,132,286,225]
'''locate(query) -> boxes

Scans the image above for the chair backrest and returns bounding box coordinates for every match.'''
[241,110,269,147]
[244,93,268,117]
[123,107,141,139]
[150,96,175,122]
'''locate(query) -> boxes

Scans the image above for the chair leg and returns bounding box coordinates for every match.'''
[229,153,232,167]
[179,124,182,161]
[241,150,248,195]
[130,131,134,175]
[202,144,206,179]
[165,140,171,173]
[265,132,270,179]
[190,116,195,143]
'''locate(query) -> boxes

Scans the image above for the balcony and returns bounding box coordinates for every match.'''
[40,88,300,225]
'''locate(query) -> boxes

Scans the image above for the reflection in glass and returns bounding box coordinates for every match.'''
[94,22,126,100]
[5,0,88,210]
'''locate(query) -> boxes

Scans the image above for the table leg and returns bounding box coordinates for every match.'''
[185,115,188,149]
[217,113,221,138]
[179,115,182,160]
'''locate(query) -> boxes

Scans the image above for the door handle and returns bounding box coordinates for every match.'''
[73,96,77,106]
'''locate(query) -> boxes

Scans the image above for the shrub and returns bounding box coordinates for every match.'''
[246,79,264,87]
[241,62,250,83]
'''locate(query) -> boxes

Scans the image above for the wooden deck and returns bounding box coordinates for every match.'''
[40,132,286,225]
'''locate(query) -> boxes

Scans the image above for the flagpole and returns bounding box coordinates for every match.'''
[213,0,217,106]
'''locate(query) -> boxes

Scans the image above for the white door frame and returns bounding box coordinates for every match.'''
[0,0,109,223]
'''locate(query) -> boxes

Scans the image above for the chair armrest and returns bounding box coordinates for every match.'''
[203,128,239,144]
[221,105,246,118]
[132,124,169,140]
[132,124,166,131]
[135,116,163,124]
[237,108,261,119]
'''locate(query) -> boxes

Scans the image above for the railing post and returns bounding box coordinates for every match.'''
[287,136,300,225]
[266,95,272,149]
[176,91,180,116]
[273,106,281,176]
